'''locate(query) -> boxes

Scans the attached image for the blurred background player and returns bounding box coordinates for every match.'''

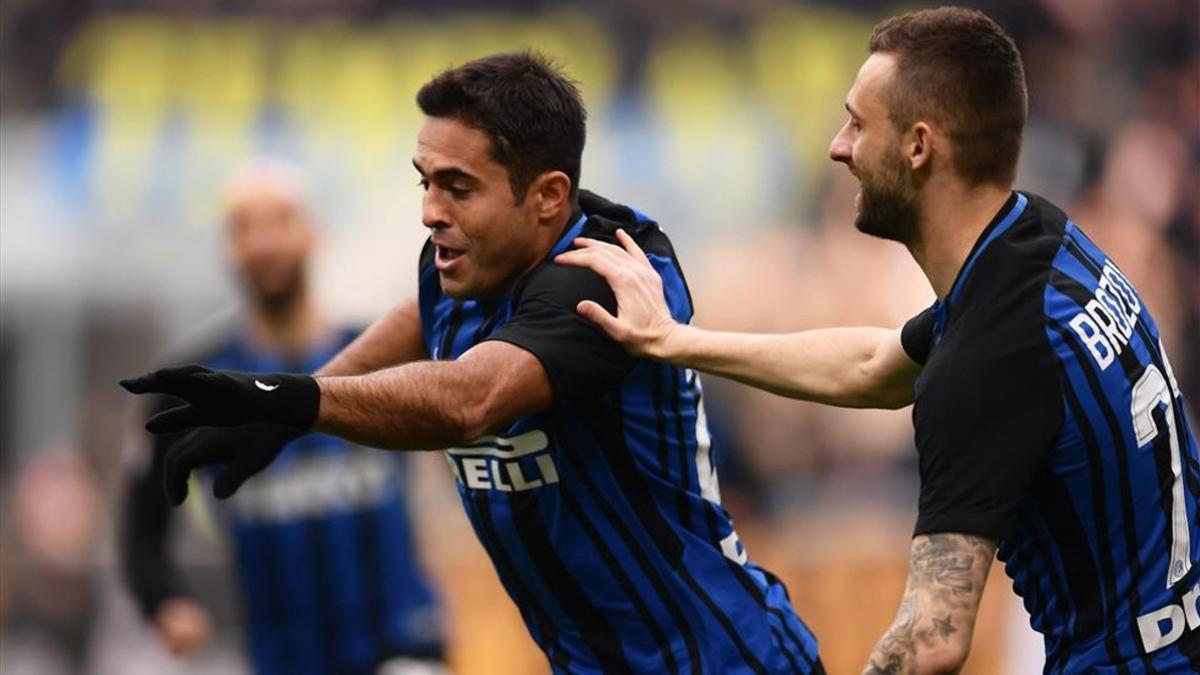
[120,161,447,675]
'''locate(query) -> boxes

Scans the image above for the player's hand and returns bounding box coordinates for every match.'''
[162,424,300,504]
[555,228,682,359]
[120,365,320,434]
[153,597,213,657]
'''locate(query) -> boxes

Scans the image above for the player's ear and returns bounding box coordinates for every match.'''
[531,170,571,222]
[908,121,934,172]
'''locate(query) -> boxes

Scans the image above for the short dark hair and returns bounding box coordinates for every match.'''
[416,50,586,202]
[869,7,1027,185]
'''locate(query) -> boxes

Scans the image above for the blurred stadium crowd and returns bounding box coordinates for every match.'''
[0,0,1196,673]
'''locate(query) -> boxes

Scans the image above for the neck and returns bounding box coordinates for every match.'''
[249,285,327,360]
[907,179,1013,299]
[510,203,579,288]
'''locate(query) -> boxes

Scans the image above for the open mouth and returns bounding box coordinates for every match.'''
[435,245,465,270]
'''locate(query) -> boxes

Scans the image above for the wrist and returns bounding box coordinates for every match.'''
[252,373,320,430]
[646,321,691,364]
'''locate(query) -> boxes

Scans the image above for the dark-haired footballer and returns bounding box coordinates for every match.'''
[556,8,1200,675]
[121,51,824,674]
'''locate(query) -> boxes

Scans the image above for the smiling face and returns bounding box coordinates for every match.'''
[414,116,548,300]
[828,52,921,245]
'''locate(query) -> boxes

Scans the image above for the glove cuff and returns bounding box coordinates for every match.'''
[253,373,320,430]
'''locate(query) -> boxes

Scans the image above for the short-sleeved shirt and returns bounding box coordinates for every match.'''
[901,191,1200,673]
[419,190,821,674]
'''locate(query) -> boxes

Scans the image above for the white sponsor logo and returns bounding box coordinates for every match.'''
[1137,582,1199,653]
[1067,261,1141,371]
[445,430,559,492]
[254,380,280,392]
[231,449,396,522]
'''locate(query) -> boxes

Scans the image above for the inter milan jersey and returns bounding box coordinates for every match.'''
[418,191,822,674]
[901,191,1200,674]
[123,327,444,675]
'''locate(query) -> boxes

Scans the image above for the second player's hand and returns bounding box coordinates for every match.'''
[554,229,683,359]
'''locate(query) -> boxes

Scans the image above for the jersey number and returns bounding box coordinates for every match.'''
[1131,359,1191,588]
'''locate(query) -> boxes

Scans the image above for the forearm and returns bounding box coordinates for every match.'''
[315,297,426,377]
[863,533,995,675]
[122,448,187,616]
[656,325,914,408]
[314,361,489,450]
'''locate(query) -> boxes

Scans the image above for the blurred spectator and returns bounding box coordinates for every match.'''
[118,161,447,675]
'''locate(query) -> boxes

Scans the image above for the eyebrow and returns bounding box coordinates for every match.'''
[844,101,861,119]
[412,159,480,185]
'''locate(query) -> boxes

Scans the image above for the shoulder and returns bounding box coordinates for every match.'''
[418,236,435,272]
[576,190,694,320]
[959,192,1067,330]
[578,190,681,260]
[514,260,615,308]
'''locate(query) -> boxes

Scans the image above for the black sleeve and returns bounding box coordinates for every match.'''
[912,308,1062,540]
[120,395,192,619]
[484,263,635,404]
[900,306,935,365]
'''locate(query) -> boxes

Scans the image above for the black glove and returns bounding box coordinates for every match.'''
[120,365,320,433]
[162,424,301,505]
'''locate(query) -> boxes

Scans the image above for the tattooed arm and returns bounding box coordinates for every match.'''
[863,533,997,675]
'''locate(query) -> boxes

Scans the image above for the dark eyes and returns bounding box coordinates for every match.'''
[416,179,469,199]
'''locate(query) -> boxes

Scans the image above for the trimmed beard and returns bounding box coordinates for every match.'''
[854,146,920,245]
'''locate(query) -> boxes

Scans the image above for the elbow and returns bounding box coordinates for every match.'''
[448,388,503,446]
[453,405,491,446]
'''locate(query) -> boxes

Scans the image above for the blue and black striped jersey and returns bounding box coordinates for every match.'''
[124,327,444,675]
[419,190,822,674]
[901,191,1200,674]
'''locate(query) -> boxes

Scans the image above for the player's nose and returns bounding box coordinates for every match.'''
[829,123,852,164]
[421,192,451,230]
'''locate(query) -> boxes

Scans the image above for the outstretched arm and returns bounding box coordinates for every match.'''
[555,230,921,409]
[122,339,552,450]
[315,340,552,449]
[864,533,996,675]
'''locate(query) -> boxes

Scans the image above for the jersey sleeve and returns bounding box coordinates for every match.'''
[121,395,192,619]
[913,309,1063,540]
[901,306,935,365]
[485,263,635,404]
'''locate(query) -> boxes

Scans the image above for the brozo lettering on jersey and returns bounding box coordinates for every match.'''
[419,191,821,673]
[444,430,560,492]
[901,192,1200,673]
[1067,261,1142,370]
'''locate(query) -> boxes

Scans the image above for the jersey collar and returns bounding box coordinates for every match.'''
[930,191,1027,344]
[548,207,588,259]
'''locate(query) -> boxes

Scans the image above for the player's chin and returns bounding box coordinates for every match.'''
[438,271,475,300]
